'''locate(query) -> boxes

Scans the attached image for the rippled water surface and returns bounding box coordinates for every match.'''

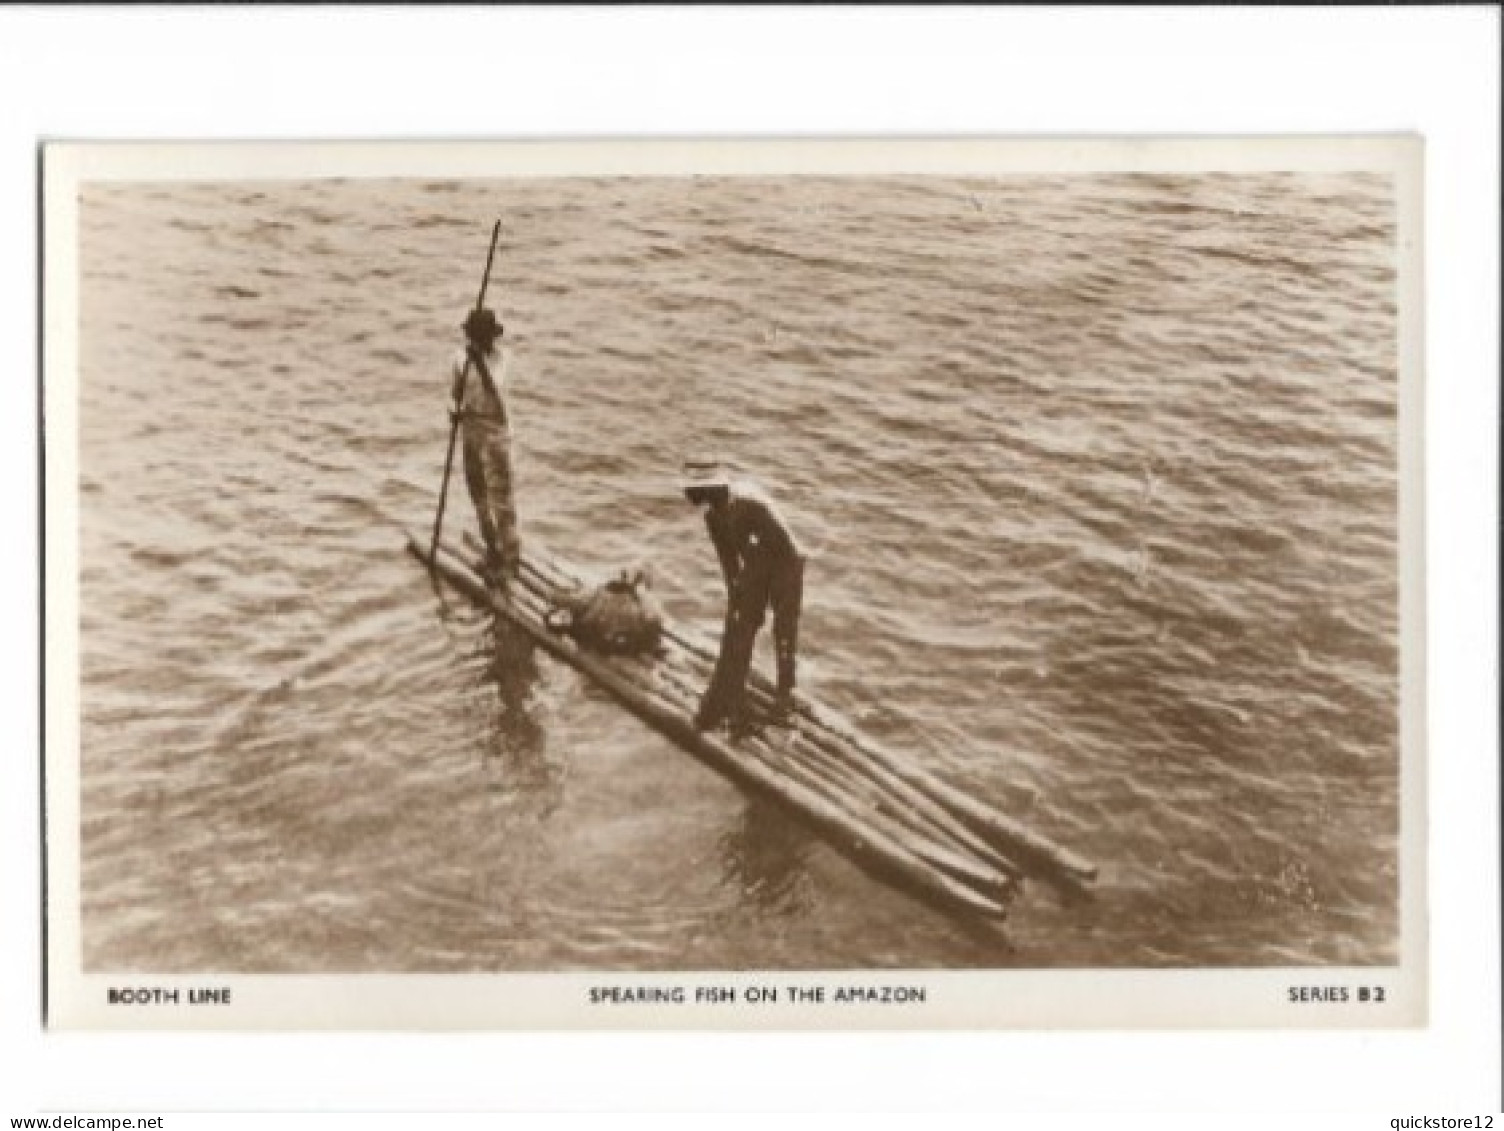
[77,172,1399,970]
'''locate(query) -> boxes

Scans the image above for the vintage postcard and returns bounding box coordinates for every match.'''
[42,138,1423,1029]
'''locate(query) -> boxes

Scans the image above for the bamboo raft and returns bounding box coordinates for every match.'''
[408,531,1096,921]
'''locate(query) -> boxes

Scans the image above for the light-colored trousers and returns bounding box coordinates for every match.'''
[461,418,520,568]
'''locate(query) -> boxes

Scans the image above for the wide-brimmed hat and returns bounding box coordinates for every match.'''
[463,307,502,341]
[681,454,731,491]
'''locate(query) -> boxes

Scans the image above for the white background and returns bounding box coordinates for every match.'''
[1,4,1498,1120]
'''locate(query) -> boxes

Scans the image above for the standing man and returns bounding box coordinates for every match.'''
[450,307,520,578]
[682,456,805,732]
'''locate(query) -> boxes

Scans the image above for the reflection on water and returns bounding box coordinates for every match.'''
[475,611,560,816]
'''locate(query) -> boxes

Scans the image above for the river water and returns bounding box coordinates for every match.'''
[76,171,1399,971]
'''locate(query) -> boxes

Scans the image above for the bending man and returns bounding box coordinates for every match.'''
[682,456,805,732]
[450,307,520,577]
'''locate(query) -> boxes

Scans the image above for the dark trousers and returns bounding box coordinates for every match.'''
[698,551,804,726]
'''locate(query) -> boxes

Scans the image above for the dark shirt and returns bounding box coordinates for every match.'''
[705,482,801,590]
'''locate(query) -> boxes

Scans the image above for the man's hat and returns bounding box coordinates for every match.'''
[681,454,731,491]
[463,307,502,340]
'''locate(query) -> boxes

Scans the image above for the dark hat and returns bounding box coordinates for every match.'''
[463,307,502,341]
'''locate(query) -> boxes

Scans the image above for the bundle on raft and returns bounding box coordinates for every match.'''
[407,531,1097,921]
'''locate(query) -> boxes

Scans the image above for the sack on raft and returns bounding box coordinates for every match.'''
[545,567,664,656]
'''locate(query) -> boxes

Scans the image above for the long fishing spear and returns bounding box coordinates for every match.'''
[429,219,503,561]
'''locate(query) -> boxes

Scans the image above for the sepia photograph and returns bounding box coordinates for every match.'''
[43,138,1423,1029]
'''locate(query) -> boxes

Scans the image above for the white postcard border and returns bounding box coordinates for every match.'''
[44,136,1426,1032]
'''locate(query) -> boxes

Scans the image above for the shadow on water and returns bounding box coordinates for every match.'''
[717,797,816,915]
